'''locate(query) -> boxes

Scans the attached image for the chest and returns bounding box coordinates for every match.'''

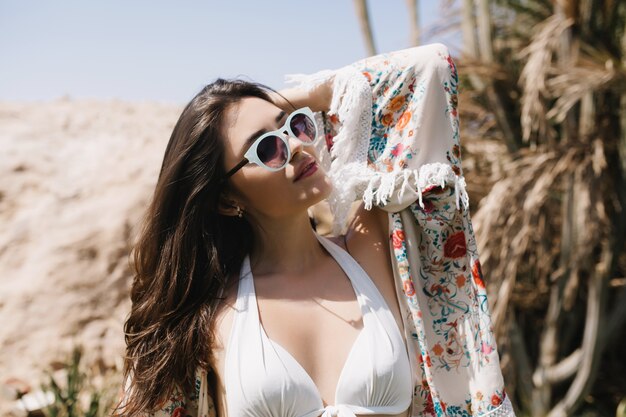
[210,243,407,415]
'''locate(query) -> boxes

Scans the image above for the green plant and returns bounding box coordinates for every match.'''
[41,345,103,417]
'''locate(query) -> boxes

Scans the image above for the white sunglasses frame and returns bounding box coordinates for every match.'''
[223,106,318,178]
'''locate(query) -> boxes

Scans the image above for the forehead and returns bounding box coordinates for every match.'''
[222,96,281,144]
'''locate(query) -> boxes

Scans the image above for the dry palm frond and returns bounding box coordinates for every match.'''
[455,57,511,81]
[517,14,575,145]
[472,133,623,415]
[457,91,513,203]
[545,51,626,124]
[473,137,616,331]
[452,0,626,414]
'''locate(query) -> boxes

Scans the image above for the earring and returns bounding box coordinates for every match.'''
[236,206,244,218]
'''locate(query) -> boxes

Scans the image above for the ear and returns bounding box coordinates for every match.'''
[217,194,242,217]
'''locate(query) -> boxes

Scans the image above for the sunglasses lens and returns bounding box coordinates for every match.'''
[257,135,288,168]
[289,113,316,143]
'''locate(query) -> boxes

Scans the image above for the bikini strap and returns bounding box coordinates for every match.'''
[315,233,402,338]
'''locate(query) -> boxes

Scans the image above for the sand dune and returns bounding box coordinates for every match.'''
[0,98,183,411]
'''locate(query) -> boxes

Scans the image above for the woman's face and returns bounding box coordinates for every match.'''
[220,96,333,220]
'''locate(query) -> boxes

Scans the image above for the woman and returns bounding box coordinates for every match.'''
[115,43,515,417]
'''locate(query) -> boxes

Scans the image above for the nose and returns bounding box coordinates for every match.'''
[285,132,304,161]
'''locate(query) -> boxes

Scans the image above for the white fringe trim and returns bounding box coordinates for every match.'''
[358,162,469,211]
[327,162,469,234]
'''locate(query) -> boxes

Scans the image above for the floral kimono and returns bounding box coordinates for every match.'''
[146,43,515,417]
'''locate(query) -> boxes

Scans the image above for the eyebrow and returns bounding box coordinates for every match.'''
[244,110,287,146]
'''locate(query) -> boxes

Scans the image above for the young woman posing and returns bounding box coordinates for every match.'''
[115,43,514,417]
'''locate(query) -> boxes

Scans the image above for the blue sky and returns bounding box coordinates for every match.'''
[0,1,461,103]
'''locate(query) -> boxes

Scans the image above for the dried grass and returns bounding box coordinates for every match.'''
[517,14,575,145]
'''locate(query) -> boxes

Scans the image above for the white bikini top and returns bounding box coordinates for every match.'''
[224,233,413,417]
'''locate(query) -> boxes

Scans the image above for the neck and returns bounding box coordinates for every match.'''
[248,211,326,276]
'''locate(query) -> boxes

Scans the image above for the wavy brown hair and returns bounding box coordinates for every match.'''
[112,79,290,417]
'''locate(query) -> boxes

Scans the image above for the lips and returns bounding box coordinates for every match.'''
[294,158,317,182]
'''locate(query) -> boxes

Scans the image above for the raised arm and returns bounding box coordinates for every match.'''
[282,43,468,236]
[269,80,333,113]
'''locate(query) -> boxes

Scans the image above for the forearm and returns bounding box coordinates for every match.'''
[269,81,333,113]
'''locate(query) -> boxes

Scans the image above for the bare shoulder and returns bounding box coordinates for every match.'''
[323,201,389,250]
[344,203,391,282]
[322,202,391,282]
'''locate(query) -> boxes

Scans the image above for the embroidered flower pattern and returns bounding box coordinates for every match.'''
[366,44,509,416]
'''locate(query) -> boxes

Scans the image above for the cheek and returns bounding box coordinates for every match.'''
[234,166,333,217]
[234,171,296,215]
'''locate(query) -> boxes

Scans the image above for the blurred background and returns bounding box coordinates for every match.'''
[1,1,625,416]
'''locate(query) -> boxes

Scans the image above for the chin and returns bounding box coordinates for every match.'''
[300,171,333,205]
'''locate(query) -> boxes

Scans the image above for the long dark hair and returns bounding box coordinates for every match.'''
[113,79,287,417]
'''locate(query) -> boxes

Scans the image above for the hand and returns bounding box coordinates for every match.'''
[271,74,334,113]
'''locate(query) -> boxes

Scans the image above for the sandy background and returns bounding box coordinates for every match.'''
[0,98,184,412]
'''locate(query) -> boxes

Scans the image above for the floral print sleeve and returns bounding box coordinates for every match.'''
[286,43,516,417]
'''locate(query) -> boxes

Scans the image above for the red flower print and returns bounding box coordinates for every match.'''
[396,111,412,130]
[446,55,454,68]
[420,199,434,214]
[381,113,394,126]
[443,231,467,258]
[392,229,405,249]
[432,343,444,356]
[422,185,438,194]
[472,259,486,289]
[391,143,405,157]
[329,114,339,124]
[424,391,435,415]
[452,165,461,175]
[452,144,460,158]
[403,280,416,297]
[444,54,458,78]
[423,184,447,195]
[171,407,187,417]
[430,283,450,295]
[362,71,372,82]
[491,394,502,406]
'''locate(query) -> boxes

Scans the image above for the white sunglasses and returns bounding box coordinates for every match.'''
[224,107,318,178]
